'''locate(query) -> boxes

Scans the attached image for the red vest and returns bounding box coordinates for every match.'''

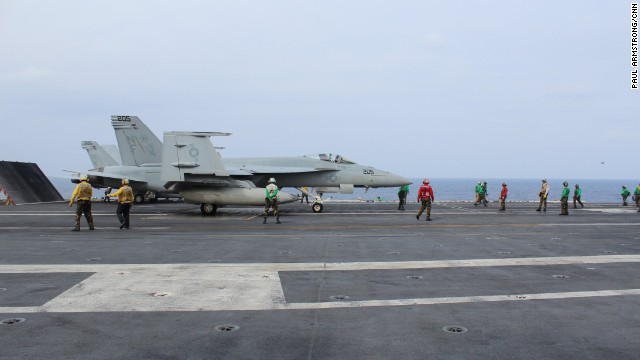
[418,185,433,201]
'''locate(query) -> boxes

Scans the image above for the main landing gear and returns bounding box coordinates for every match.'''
[133,192,158,204]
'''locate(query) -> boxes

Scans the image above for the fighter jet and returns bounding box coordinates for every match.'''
[157,129,411,214]
[106,115,410,214]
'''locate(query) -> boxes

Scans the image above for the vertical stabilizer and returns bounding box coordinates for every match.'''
[101,144,122,165]
[111,115,163,166]
[161,131,231,183]
[81,141,121,168]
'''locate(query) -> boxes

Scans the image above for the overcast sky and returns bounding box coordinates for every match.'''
[1,1,637,179]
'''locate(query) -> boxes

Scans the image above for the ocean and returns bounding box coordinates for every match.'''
[49,177,638,203]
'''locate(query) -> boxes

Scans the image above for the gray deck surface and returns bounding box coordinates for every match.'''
[1,200,639,359]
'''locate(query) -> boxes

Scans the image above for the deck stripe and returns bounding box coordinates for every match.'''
[1,255,640,313]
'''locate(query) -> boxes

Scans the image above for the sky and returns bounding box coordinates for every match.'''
[0,1,637,179]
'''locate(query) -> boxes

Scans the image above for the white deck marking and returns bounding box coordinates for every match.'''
[1,255,640,313]
[580,208,640,214]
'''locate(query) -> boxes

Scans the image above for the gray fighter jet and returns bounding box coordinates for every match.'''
[75,115,411,214]
[155,124,411,214]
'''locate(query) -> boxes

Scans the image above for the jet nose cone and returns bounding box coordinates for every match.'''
[395,174,412,186]
[375,171,412,187]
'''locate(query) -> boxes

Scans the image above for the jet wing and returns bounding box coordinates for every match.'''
[227,165,333,175]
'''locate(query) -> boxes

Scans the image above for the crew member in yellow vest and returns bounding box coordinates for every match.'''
[69,176,95,231]
[109,178,134,229]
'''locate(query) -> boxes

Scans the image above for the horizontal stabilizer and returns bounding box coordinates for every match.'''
[69,169,148,189]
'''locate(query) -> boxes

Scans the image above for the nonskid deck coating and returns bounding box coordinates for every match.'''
[1,200,639,359]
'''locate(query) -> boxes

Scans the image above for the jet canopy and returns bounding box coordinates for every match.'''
[306,153,355,164]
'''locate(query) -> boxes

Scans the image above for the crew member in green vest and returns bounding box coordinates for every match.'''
[573,184,584,208]
[559,181,570,215]
[473,182,482,206]
[621,186,630,206]
[262,178,281,224]
[397,184,409,210]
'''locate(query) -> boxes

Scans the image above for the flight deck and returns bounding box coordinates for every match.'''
[1,200,639,359]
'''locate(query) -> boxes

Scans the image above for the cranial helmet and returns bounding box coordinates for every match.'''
[122,178,129,185]
[563,181,569,187]
[268,178,276,184]
[79,175,88,182]
[502,182,507,186]
[423,178,429,184]
[542,178,547,182]
[575,184,579,188]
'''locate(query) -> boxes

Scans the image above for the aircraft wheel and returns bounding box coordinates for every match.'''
[200,203,217,216]
[134,194,145,204]
[312,202,323,213]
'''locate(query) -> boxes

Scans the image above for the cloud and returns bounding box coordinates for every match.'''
[0,68,53,83]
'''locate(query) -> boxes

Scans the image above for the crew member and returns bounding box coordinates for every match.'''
[109,178,134,229]
[416,178,434,221]
[103,187,112,203]
[479,181,488,207]
[573,184,584,208]
[473,182,482,206]
[69,176,95,231]
[635,183,640,212]
[536,178,549,212]
[559,181,570,215]
[300,186,309,204]
[263,178,281,224]
[397,184,409,210]
[621,185,631,206]
[499,182,508,211]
